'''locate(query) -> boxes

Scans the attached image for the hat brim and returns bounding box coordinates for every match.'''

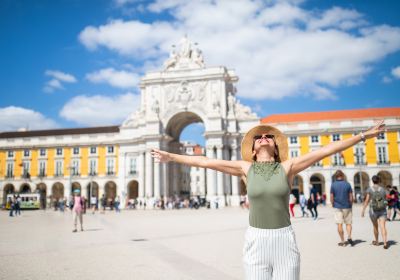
[241,124,288,162]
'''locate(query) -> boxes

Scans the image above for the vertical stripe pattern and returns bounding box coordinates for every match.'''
[243,225,300,280]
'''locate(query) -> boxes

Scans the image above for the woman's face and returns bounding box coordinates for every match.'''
[253,134,276,155]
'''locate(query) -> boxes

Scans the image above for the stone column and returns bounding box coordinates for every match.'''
[138,152,145,198]
[206,145,216,196]
[145,151,153,197]
[231,145,239,196]
[154,160,161,198]
[216,145,224,196]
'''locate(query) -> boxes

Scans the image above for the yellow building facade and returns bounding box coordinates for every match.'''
[262,107,400,202]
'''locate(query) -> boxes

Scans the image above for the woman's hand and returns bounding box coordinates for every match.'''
[364,120,386,139]
[151,148,172,163]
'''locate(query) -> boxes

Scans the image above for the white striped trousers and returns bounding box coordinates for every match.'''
[243,225,300,280]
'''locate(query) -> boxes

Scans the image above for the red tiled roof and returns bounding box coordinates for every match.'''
[262,107,400,123]
[0,126,120,139]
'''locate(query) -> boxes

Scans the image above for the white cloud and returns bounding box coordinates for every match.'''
[43,70,77,93]
[78,0,400,100]
[391,66,400,79]
[382,76,392,84]
[60,93,140,126]
[0,106,58,132]
[86,68,140,88]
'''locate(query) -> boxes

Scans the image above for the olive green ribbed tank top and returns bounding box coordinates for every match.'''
[247,162,291,229]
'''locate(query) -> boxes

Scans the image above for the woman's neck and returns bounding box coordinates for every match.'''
[255,150,275,162]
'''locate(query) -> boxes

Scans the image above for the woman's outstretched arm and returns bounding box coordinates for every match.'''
[151,148,250,177]
[286,120,385,176]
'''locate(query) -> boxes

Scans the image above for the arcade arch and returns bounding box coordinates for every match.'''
[310,173,325,195]
[3,184,15,205]
[377,170,392,187]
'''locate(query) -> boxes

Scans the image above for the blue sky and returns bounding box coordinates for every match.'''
[1,0,400,145]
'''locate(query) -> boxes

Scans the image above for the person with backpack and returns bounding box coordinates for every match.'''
[72,189,84,232]
[361,175,389,249]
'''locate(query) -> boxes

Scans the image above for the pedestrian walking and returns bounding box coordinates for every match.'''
[361,175,389,249]
[8,197,14,217]
[151,120,385,280]
[330,170,354,247]
[386,185,395,221]
[72,189,84,232]
[15,195,21,216]
[101,194,106,214]
[90,195,97,214]
[289,191,297,218]
[115,196,121,213]
[310,185,319,220]
[299,192,309,217]
[391,186,400,220]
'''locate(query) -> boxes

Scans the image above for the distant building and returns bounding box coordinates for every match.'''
[262,107,400,202]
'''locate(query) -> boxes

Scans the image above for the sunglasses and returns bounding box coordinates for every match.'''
[253,134,275,141]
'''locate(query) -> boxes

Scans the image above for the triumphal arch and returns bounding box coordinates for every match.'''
[118,37,258,206]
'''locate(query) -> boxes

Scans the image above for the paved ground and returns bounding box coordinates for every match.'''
[0,205,399,280]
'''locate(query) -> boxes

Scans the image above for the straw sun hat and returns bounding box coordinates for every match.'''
[241,124,288,162]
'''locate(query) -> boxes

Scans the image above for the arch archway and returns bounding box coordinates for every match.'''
[377,170,392,187]
[105,181,117,208]
[292,175,303,202]
[87,181,99,199]
[310,173,325,195]
[52,182,64,201]
[3,184,15,205]
[20,183,32,193]
[36,183,47,209]
[354,172,369,194]
[165,111,206,198]
[127,180,139,199]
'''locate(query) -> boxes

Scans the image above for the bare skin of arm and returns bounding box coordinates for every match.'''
[361,193,370,217]
[281,120,385,183]
[151,150,252,182]
[152,121,385,187]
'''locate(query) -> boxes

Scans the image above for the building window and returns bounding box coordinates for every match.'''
[56,148,63,156]
[39,161,46,177]
[6,162,14,178]
[354,146,365,165]
[7,150,14,158]
[332,153,344,166]
[22,161,30,178]
[129,158,137,175]
[40,148,46,156]
[377,132,385,140]
[90,147,97,154]
[377,146,388,164]
[89,159,97,175]
[55,160,63,176]
[332,134,340,141]
[72,160,80,176]
[24,149,30,157]
[290,136,298,144]
[311,135,319,143]
[73,147,80,155]
[290,150,299,158]
[107,146,114,154]
[107,158,115,175]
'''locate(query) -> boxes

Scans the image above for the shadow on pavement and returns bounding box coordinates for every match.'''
[350,239,366,246]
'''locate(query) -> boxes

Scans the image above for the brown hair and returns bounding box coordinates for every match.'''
[334,170,345,180]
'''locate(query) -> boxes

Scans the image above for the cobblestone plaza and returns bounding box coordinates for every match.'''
[0,206,398,280]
